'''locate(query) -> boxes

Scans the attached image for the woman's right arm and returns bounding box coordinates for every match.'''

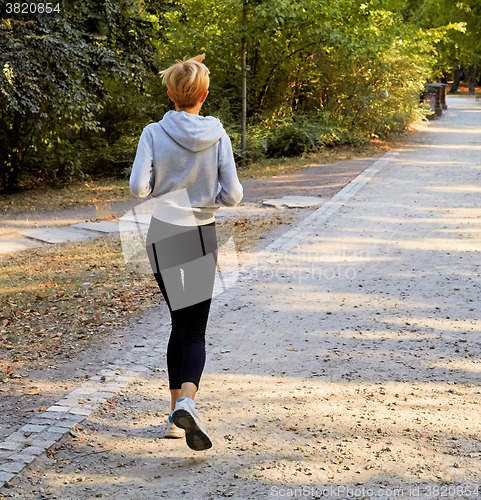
[129,126,154,198]
[215,134,243,207]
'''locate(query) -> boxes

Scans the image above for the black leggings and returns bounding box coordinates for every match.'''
[146,218,217,390]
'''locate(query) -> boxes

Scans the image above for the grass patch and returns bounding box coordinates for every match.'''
[0,234,158,369]
[0,178,131,218]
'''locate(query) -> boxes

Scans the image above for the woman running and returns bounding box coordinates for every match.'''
[129,54,243,451]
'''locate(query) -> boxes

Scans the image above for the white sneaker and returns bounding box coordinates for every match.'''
[165,414,185,439]
[172,397,212,451]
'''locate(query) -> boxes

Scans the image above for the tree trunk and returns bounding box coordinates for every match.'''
[1,111,22,193]
[467,66,477,95]
[449,65,464,94]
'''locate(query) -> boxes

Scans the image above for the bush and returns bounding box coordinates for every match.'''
[266,121,321,158]
[240,113,368,160]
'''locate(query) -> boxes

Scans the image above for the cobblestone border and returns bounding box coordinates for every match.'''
[0,340,168,488]
[0,150,397,489]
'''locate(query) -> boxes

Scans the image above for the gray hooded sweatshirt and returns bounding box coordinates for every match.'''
[129,110,244,225]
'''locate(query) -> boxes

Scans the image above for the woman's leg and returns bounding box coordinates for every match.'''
[180,382,197,400]
[170,389,181,411]
[168,222,217,400]
[151,269,185,409]
[156,270,211,408]
[167,309,185,410]
[148,221,217,410]
[177,297,212,393]
[168,296,211,407]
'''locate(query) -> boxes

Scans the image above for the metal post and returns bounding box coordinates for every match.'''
[241,1,247,166]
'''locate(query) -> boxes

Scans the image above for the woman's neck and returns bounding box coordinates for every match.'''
[175,103,202,115]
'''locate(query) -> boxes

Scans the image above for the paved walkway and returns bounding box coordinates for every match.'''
[2,96,481,498]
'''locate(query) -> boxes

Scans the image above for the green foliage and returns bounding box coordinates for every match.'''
[1,0,470,192]
[409,0,480,73]
[0,0,164,192]
[250,114,366,159]
[161,0,437,158]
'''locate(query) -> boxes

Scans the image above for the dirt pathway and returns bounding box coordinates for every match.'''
[4,96,481,499]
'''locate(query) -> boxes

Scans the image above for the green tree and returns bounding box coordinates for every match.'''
[0,0,164,192]
[159,0,440,156]
[2,0,471,191]
[406,0,479,92]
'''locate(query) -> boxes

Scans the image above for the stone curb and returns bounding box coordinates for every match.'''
[0,202,274,256]
[0,340,166,489]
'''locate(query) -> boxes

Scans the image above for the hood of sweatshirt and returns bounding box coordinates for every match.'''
[159,110,225,153]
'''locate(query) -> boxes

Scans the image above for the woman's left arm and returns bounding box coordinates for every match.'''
[129,126,154,198]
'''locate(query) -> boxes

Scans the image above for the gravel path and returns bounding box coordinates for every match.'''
[4,96,481,499]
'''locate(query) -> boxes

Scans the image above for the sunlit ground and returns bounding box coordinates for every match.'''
[12,373,481,498]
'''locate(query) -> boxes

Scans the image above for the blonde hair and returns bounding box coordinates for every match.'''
[160,54,210,109]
